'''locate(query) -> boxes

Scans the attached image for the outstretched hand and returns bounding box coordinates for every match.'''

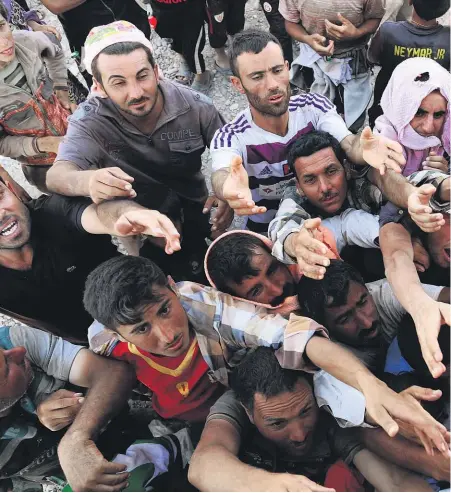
[360,126,406,175]
[222,155,267,216]
[408,184,445,233]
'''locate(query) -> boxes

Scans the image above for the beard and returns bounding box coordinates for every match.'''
[0,362,34,414]
[244,84,291,117]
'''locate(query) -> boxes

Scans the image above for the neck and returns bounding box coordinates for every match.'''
[410,12,438,27]
[0,243,33,270]
[120,87,164,134]
[250,106,289,137]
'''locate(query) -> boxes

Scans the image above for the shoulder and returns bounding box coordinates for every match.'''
[288,92,335,114]
[211,110,252,145]
[162,79,216,108]
[69,97,103,123]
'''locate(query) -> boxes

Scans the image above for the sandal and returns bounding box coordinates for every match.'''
[191,70,213,94]
[175,59,193,86]
[214,60,232,76]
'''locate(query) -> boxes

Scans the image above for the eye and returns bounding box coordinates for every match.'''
[337,315,349,325]
[415,109,426,117]
[273,67,283,74]
[267,262,278,277]
[135,324,150,335]
[137,72,149,80]
[158,301,171,317]
[299,406,311,417]
[252,74,263,81]
[357,296,368,307]
[326,167,338,175]
[269,421,286,429]
[250,285,262,298]
[112,80,125,87]
[434,112,445,119]
[304,177,315,185]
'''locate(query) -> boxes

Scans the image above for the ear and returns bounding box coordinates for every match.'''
[242,403,254,424]
[154,63,161,82]
[230,76,245,95]
[92,77,108,98]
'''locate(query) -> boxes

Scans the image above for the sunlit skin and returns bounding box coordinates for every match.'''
[226,246,295,306]
[0,346,33,417]
[323,281,382,348]
[427,215,450,269]
[0,15,15,69]
[410,91,447,139]
[95,49,162,122]
[249,379,320,459]
[231,42,291,133]
[294,147,348,215]
[115,285,191,357]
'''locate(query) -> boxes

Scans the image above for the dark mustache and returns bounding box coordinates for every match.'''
[0,215,14,230]
[359,322,379,339]
[321,191,337,201]
[270,283,295,307]
[128,96,150,106]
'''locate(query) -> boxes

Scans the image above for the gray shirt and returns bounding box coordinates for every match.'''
[57,80,225,210]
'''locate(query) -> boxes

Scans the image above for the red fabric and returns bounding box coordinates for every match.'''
[324,460,365,492]
[112,336,222,422]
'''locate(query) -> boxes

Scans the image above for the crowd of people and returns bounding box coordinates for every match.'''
[0,0,449,491]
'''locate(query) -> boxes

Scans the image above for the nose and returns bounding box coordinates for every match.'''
[264,278,284,299]
[153,324,177,346]
[4,346,26,364]
[357,311,373,331]
[289,422,308,444]
[129,81,144,100]
[422,115,435,134]
[318,176,331,193]
[266,71,280,91]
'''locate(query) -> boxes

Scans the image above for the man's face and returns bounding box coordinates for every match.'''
[0,183,31,250]
[294,147,348,215]
[96,48,160,118]
[0,15,15,68]
[251,379,319,459]
[410,91,447,139]
[0,347,33,415]
[427,216,450,269]
[226,246,295,306]
[323,281,381,348]
[231,42,291,117]
[116,286,191,357]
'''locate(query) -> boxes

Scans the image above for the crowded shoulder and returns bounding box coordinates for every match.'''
[0,0,449,490]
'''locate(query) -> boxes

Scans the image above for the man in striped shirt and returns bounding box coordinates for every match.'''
[211,29,407,233]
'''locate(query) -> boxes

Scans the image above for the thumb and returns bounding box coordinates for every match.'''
[114,215,139,236]
[360,126,373,141]
[417,184,436,200]
[406,386,442,402]
[304,217,322,231]
[229,155,244,174]
[429,151,437,157]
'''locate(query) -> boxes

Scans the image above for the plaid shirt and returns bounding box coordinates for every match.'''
[88,282,327,387]
[268,171,382,263]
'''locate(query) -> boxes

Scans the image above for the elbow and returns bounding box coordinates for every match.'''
[45,165,58,190]
[187,450,203,488]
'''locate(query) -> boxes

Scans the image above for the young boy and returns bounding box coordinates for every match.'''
[83,255,449,452]
[368,0,450,126]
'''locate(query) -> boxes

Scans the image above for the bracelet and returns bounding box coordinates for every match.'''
[54,85,69,91]
[32,137,42,154]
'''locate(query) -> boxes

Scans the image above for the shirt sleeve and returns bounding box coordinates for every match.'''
[314,99,352,144]
[322,209,380,253]
[206,390,250,435]
[56,108,104,170]
[363,0,384,20]
[268,186,311,264]
[367,25,384,64]
[180,283,328,372]
[210,125,244,172]
[9,325,83,381]
[278,0,302,23]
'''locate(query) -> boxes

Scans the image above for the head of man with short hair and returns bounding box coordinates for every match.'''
[0,345,34,416]
[0,178,32,251]
[297,260,381,348]
[83,256,191,357]
[206,232,295,306]
[229,29,291,118]
[288,131,348,215]
[84,21,160,119]
[411,0,450,21]
[230,347,319,459]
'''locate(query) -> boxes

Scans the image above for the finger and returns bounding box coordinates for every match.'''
[383,157,403,174]
[406,386,442,402]
[96,183,136,198]
[373,406,399,437]
[411,213,444,224]
[297,256,327,278]
[416,427,434,456]
[203,196,217,214]
[47,401,83,418]
[229,154,243,174]
[414,261,426,273]
[107,168,135,183]
[234,206,267,216]
[99,173,135,191]
[304,217,322,230]
[360,125,373,141]
[99,461,128,474]
[385,138,405,161]
[99,471,130,486]
[47,396,84,411]
[156,221,181,254]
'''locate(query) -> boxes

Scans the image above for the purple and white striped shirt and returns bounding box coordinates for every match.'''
[211,93,351,233]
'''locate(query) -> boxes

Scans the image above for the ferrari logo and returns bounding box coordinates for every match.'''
[176,381,190,397]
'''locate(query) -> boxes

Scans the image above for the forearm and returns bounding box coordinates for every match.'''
[211,169,229,201]
[82,200,145,235]
[63,359,135,442]
[354,18,381,37]
[46,160,94,196]
[368,168,412,208]
[305,336,376,393]
[39,0,86,14]
[340,134,366,165]
[353,448,433,491]
[359,428,449,481]
[0,135,40,159]
[189,444,270,492]
[284,20,311,43]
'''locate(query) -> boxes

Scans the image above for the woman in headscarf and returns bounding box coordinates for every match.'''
[374,57,450,175]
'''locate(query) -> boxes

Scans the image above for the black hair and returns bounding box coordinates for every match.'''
[287,130,345,178]
[0,1,8,22]
[398,313,450,377]
[83,256,168,331]
[297,260,365,326]
[412,0,450,21]
[230,347,313,414]
[91,41,156,84]
[229,29,282,78]
[206,233,271,294]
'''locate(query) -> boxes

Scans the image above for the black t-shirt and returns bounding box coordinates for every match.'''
[0,195,119,342]
[59,0,150,54]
